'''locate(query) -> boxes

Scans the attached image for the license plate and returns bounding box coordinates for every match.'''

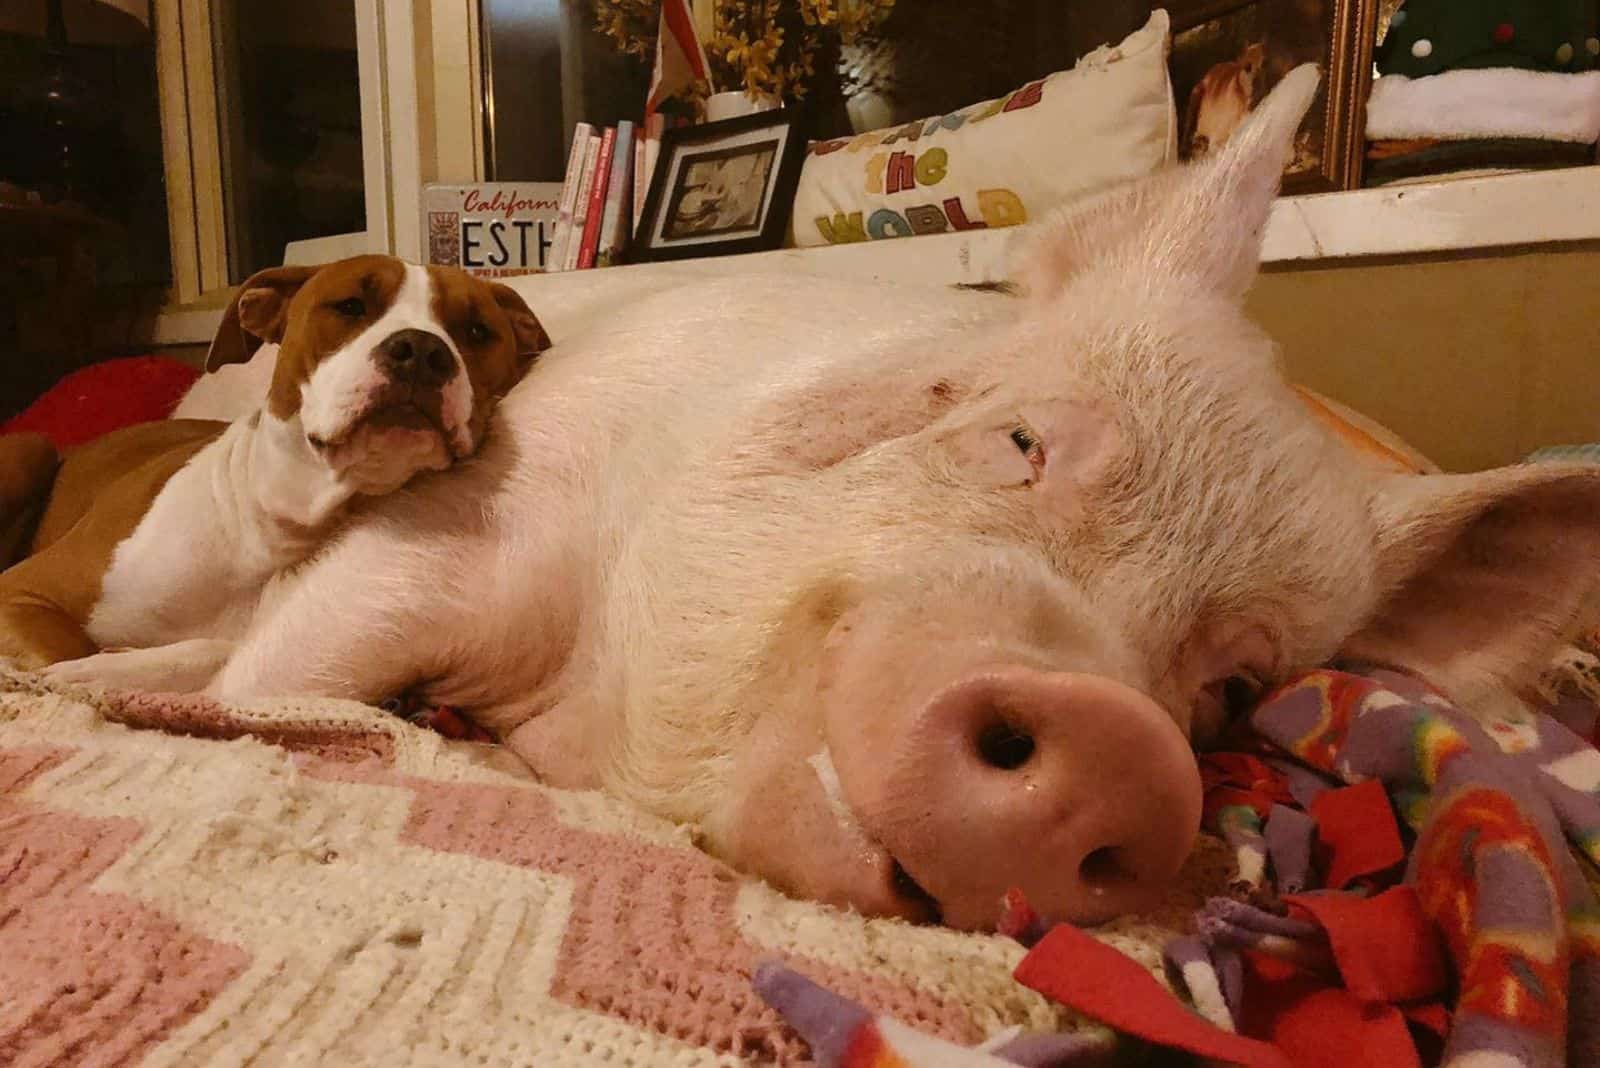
[422,182,564,278]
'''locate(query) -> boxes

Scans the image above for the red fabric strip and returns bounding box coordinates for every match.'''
[1238,954,1422,1068]
[1310,780,1405,888]
[1015,924,1293,1068]
[1286,887,1449,1004]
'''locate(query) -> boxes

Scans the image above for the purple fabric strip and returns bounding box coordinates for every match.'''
[1263,804,1316,894]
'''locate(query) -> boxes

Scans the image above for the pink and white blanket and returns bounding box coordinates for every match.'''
[0,669,1233,1066]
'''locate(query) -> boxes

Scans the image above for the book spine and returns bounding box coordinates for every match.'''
[596,120,635,267]
[635,113,665,234]
[632,134,648,233]
[563,133,602,272]
[549,122,594,272]
[576,126,617,270]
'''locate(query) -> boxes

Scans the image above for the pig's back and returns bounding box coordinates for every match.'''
[496,272,1002,496]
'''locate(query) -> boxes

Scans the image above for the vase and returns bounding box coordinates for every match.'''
[703,90,781,123]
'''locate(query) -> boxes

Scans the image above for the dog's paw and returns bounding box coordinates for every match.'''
[37,654,121,691]
[39,642,234,694]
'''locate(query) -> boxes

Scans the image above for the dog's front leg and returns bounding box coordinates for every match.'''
[40,639,236,693]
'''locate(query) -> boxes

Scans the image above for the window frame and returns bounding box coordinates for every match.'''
[151,0,483,316]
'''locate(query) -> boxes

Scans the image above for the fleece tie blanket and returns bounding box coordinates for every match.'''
[0,667,1248,1066]
[759,645,1600,1067]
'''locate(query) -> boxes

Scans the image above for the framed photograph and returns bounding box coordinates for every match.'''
[632,108,807,262]
[1167,0,1378,192]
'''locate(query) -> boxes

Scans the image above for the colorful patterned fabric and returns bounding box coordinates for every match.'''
[761,654,1600,1067]
[752,963,1035,1068]
[1234,666,1600,1066]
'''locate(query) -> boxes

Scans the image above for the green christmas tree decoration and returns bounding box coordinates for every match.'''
[1376,0,1600,77]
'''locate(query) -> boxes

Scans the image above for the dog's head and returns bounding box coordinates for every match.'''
[206,255,550,494]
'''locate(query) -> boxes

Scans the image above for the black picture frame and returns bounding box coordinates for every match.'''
[631,107,807,263]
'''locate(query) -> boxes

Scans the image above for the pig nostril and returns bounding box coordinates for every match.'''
[976,723,1035,770]
[1078,846,1136,891]
[889,861,942,924]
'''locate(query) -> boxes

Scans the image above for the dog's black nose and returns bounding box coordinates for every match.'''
[377,329,457,388]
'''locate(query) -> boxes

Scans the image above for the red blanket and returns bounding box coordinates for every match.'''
[1,355,199,450]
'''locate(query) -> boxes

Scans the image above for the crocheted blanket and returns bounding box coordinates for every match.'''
[7,640,1597,1066]
[0,668,1232,1066]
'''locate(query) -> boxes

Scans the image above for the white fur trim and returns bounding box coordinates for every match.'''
[1181,960,1237,1032]
[1366,70,1600,143]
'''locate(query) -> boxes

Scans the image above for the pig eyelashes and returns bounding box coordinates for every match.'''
[1219,673,1264,715]
[1196,670,1267,729]
[1008,425,1045,472]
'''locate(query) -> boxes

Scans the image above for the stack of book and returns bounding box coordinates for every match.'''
[549,120,654,271]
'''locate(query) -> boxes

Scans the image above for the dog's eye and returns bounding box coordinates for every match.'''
[465,321,492,345]
[333,297,366,318]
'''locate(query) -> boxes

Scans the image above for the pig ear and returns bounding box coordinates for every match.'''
[1014,65,1320,299]
[205,265,318,372]
[1342,464,1600,705]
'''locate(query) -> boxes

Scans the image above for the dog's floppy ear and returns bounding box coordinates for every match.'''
[490,282,553,362]
[205,265,320,372]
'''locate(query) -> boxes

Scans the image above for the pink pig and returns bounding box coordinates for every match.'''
[203,69,1600,930]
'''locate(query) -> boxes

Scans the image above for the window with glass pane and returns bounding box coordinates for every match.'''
[210,0,367,281]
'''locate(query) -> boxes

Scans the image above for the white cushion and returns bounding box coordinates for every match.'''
[788,10,1177,249]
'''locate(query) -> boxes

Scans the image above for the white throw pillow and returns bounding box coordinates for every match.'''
[788,10,1177,249]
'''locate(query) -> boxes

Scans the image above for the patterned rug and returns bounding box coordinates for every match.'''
[0,668,1232,1066]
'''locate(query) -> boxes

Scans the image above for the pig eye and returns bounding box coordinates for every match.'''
[1218,674,1264,718]
[333,297,366,318]
[1193,672,1266,743]
[1009,425,1042,460]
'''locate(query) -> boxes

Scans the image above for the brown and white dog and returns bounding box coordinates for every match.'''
[0,254,549,690]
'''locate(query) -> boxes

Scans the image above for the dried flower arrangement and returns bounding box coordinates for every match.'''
[591,0,896,103]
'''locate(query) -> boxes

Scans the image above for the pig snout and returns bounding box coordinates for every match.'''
[867,668,1201,931]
